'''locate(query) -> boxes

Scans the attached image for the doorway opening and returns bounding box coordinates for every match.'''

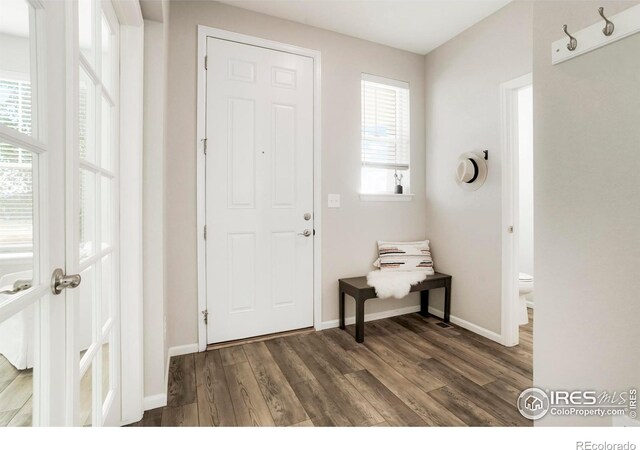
[501,73,533,347]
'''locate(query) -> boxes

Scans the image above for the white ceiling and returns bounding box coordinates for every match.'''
[217,0,511,54]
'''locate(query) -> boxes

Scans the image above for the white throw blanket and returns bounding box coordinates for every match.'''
[366,270,428,299]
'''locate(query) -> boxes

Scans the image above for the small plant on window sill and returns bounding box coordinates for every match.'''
[394,171,404,194]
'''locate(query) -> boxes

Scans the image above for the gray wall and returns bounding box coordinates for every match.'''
[165,1,427,348]
[533,0,640,426]
[423,1,533,334]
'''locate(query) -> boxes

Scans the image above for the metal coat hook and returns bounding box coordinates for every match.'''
[483,150,488,161]
[563,25,578,51]
[598,7,615,36]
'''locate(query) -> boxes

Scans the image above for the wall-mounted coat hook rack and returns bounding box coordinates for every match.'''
[552,4,640,65]
[563,24,578,51]
[598,7,615,36]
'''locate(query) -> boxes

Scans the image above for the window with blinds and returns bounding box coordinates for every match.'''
[361,74,410,194]
[0,77,33,252]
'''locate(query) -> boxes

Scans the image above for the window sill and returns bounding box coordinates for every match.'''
[359,193,414,202]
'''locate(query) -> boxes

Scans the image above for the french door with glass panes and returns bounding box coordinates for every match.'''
[0,0,121,426]
[71,0,121,427]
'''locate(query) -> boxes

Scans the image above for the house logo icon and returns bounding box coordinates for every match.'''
[517,388,550,420]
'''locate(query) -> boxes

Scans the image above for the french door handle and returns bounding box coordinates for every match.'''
[51,268,82,295]
[298,229,312,237]
[0,279,33,295]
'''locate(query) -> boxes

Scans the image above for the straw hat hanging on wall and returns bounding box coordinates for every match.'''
[455,152,487,191]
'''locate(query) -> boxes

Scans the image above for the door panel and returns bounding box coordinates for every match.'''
[70,0,120,426]
[206,38,314,344]
[0,0,66,427]
[228,98,256,208]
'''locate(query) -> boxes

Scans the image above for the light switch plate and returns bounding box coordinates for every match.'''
[328,194,341,208]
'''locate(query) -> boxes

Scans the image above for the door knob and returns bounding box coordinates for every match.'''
[51,268,82,295]
[298,229,312,237]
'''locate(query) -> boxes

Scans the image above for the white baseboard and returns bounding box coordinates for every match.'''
[168,343,199,357]
[526,300,534,309]
[320,304,421,330]
[427,306,503,344]
[150,343,200,412]
[321,304,503,345]
[143,393,167,411]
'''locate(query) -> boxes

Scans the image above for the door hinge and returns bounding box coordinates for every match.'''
[202,138,208,155]
[204,55,208,70]
[508,225,514,234]
[204,225,207,240]
[202,309,208,325]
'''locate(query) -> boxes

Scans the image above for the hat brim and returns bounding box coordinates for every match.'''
[455,152,487,191]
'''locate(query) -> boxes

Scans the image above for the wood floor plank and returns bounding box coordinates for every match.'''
[406,312,533,375]
[440,324,533,375]
[393,317,532,390]
[161,403,199,427]
[167,354,196,407]
[289,378,352,427]
[289,419,314,427]
[483,378,527,410]
[0,356,19,387]
[309,332,364,375]
[363,333,444,394]
[428,386,503,426]
[377,318,496,386]
[0,410,17,426]
[220,346,248,367]
[0,371,32,413]
[194,351,237,426]
[288,335,384,426]
[264,338,314,385]
[129,311,533,428]
[348,344,465,426]
[224,361,275,426]
[345,370,427,427]
[420,357,531,427]
[243,342,309,426]
[133,407,163,427]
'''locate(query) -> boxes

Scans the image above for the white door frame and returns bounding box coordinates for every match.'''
[112,0,145,425]
[196,26,322,351]
[500,72,532,347]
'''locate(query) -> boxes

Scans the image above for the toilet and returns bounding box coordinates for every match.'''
[518,272,533,325]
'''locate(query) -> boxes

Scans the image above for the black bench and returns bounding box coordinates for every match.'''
[339,272,452,343]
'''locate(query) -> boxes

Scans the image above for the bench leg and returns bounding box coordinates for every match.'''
[355,296,365,343]
[444,279,451,323]
[339,289,345,330]
[420,290,430,317]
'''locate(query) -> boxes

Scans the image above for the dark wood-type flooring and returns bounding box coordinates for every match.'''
[132,310,533,427]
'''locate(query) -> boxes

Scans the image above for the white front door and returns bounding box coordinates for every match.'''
[205,37,315,344]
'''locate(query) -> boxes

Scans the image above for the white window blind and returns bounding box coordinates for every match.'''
[361,74,410,171]
[0,77,33,251]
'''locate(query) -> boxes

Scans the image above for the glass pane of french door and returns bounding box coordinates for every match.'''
[0,0,58,427]
[71,0,120,427]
